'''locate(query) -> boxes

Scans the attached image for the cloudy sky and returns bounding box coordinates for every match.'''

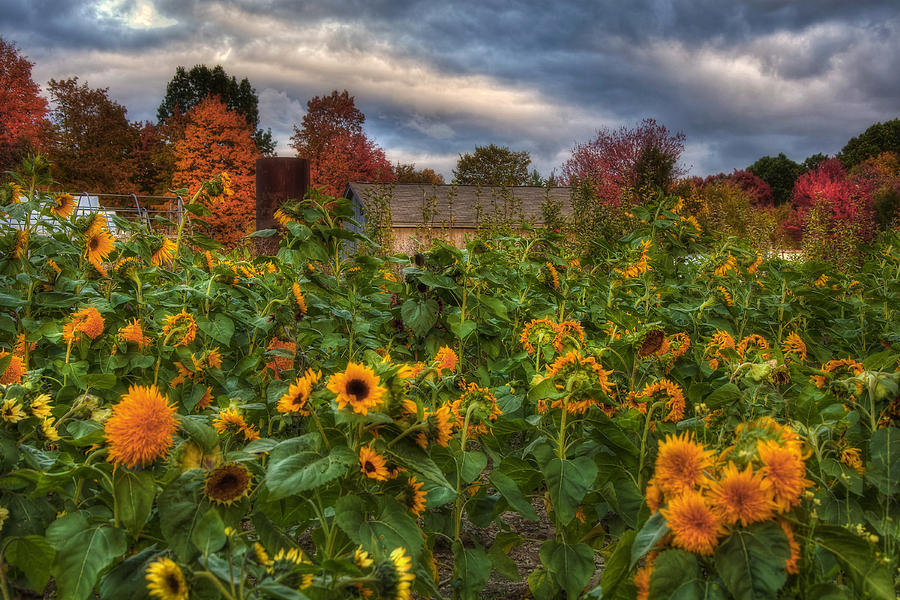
[2,0,899,179]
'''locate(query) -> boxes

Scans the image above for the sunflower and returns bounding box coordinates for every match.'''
[0,351,25,385]
[637,328,665,358]
[704,329,735,370]
[161,309,197,347]
[264,338,296,378]
[633,552,656,600]
[41,417,60,442]
[268,547,314,587]
[113,255,144,278]
[519,318,560,355]
[62,307,105,344]
[553,320,585,353]
[638,379,685,423]
[545,262,560,288]
[277,375,315,415]
[543,351,615,415]
[757,440,811,513]
[359,446,390,481]
[84,225,115,273]
[0,398,26,424]
[29,394,52,419]
[645,477,663,513]
[354,547,374,568]
[50,193,75,218]
[374,548,415,600]
[667,333,691,359]
[433,346,458,376]
[212,408,260,441]
[450,382,502,436]
[105,385,178,468]
[615,240,652,278]
[291,282,307,315]
[403,476,427,516]
[151,238,177,267]
[654,432,714,496]
[746,252,763,274]
[327,362,386,416]
[781,332,807,363]
[736,334,770,360]
[204,463,252,505]
[11,229,27,260]
[707,462,774,526]
[716,285,733,306]
[195,386,213,411]
[146,557,189,600]
[117,318,152,350]
[779,519,800,574]
[713,252,737,277]
[840,447,864,473]
[427,404,454,447]
[661,490,724,555]
[206,348,223,369]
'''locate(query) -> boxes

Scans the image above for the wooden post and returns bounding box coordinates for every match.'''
[255,157,310,255]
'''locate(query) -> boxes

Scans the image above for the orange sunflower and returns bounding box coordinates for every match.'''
[403,476,427,516]
[150,238,177,267]
[50,193,75,218]
[707,462,774,526]
[359,445,389,481]
[327,362,386,416]
[277,370,321,415]
[84,224,115,275]
[757,440,811,512]
[117,318,152,350]
[62,307,105,344]
[212,408,260,441]
[638,379,685,422]
[661,490,724,555]
[654,432,714,496]
[291,282,307,315]
[161,309,197,347]
[781,332,806,363]
[105,385,178,468]
[451,382,502,437]
[0,351,25,385]
[434,346,458,376]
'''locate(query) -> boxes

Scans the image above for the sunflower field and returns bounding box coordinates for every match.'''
[0,166,898,600]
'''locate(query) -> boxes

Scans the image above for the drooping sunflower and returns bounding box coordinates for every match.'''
[450,382,502,436]
[425,403,455,448]
[212,408,260,441]
[11,229,27,260]
[661,490,724,555]
[62,307,105,344]
[707,462,774,526]
[161,309,197,347]
[41,417,60,442]
[654,432,715,496]
[736,334,770,360]
[291,282,307,316]
[264,338,296,378]
[146,557,189,600]
[637,328,665,358]
[433,346,458,376]
[403,476,427,516]
[327,362,386,416]
[105,385,178,468]
[0,398,26,423]
[757,440,811,513]
[553,320,585,353]
[354,546,374,568]
[84,224,115,274]
[374,547,416,600]
[638,379,686,423]
[0,351,25,385]
[519,317,560,355]
[29,394,52,419]
[713,252,737,277]
[151,238,177,267]
[704,329,736,370]
[359,445,389,481]
[117,318,152,350]
[543,351,615,415]
[780,332,807,363]
[667,333,691,360]
[204,463,252,505]
[50,193,75,218]
[206,348,223,369]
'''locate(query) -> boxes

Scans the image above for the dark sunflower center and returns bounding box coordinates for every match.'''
[364,461,376,473]
[346,378,369,400]
[217,473,239,493]
[89,237,99,250]
[166,573,181,592]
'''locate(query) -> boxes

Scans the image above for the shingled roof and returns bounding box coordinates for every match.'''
[346,182,573,228]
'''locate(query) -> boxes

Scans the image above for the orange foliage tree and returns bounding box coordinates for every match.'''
[172,96,259,245]
[0,38,47,171]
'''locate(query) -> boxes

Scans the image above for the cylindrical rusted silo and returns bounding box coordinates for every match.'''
[255,157,310,255]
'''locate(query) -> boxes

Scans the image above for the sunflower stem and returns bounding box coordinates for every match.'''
[196,571,235,600]
[636,401,665,493]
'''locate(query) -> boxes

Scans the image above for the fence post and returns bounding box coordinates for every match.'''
[255,157,310,256]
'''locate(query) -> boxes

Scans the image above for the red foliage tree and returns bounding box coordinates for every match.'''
[172,96,259,245]
[728,169,774,207]
[560,118,686,205]
[788,158,876,240]
[0,39,47,170]
[290,90,394,196]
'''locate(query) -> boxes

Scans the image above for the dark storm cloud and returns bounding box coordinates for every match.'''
[1,0,898,177]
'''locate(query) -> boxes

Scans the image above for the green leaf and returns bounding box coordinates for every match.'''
[47,515,127,600]
[246,228,277,238]
[263,445,354,500]
[543,456,597,526]
[179,415,219,452]
[5,535,55,592]
[197,313,235,346]
[648,549,701,599]
[543,540,594,599]
[255,582,311,599]
[814,525,895,600]
[333,496,424,559]
[528,567,560,600]
[599,530,636,598]
[457,450,487,484]
[489,470,538,521]
[452,542,492,600]
[191,508,226,555]
[704,383,743,409]
[866,427,899,495]
[158,471,206,561]
[631,512,670,568]
[400,299,438,337]
[114,470,155,536]
[488,532,523,581]
[714,522,790,600]
[98,546,158,600]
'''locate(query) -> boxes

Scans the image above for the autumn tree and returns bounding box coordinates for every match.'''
[42,77,136,194]
[788,157,875,241]
[0,38,47,172]
[172,96,259,245]
[560,118,685,204]
[290,90,394,196]
[395,162,444,184]
[129,121,174,195]
[158,65,275,155]
[747,153,800,206]
[452,144,532,186]
[839,119,900,169]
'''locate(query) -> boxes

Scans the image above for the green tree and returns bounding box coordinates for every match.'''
[801,153,829,174]
[747,153,800,206]
[395,162,444,184]
[452,144,531,186]
[838,119,900,169]
[157,64,275,155]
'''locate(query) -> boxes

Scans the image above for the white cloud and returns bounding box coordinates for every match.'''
[95,0,177,29]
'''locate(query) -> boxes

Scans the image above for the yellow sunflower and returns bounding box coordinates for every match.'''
[12,229,27,260]
[327,362,386,416]
[277,375,315,415]
[204,463,252,505]
[29,394,52,419]
[84,225,115,273]
[161,309,197,347]
[359,446,389,481]
[403,476,427,516]
[50,193,75,218]
[450,382,502,436]
[151,238,177,267]
[757,440,811,513]
[62,307,105,344]
[654,432,714,496]
[374,548,415,600]
[105,385,178,468]
[707,462,774,526]
[0,398,26,423]
[291,282,307,315]
[212,408,260,441]
[146,557,189,600]
[661,490,724,555]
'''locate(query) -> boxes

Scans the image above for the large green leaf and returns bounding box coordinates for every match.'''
[543,456,597,526]
[114,470,155,536]
[814,525,894,600]
[158,471,207,561]
[5,535,55,592]
[457,450,487,484]
[542,540,594,599]
[191,508,226,556]
[598,529,635,598]
[630,512,670,568]
[714,522,790,600]
[866,427,899,495]
[648,549,708,599]
[333,495,423,559]
[400,299,438,337]
[46,514,127,600]
[452,542,492,600]
[263,445,354,500]
[98,546,158,600]
[197,313,235,345]
[489,470,538,521]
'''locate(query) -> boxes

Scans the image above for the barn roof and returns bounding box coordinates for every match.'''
[346,182,573,228]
